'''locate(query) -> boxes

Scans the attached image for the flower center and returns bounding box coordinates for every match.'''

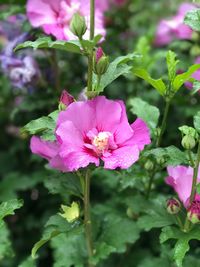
[92,132,111,152]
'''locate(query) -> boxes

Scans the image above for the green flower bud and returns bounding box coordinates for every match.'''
[181,135,196,150]
[166,198,181,214]
[144,159,154,171]
[70,13,87,39]
[93,48,109,75]
[156,156,166,166]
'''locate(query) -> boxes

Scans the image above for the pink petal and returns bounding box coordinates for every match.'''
[102,145,140,170]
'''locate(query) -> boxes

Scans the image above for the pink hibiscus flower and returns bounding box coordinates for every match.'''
[165,165,200,207]
[154,3,197,46]
[30,96,151,172]
[27,0,106,40]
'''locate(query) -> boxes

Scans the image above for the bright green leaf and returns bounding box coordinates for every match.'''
[133,68,166,96]
[166,50,179,82]
[173,64,200,92]
[194,111,200,133]
[0,199,23,221]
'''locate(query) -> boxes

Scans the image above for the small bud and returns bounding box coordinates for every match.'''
[154,128,161,138]
[181,135,196,150]
[166,198,181,214]
[59,202,80,223]
[58,90,74,111]
[187,200,200,224]
[144,159,154,171]
[70,13,87,39]
[93,48,109,75]
[156,156,166,166]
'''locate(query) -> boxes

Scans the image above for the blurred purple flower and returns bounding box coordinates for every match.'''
[185,57,200,94]
[154,3,197,46]
[0,16,40,89]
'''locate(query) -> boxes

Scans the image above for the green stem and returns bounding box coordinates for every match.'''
[187,150,195,167]
[183,217,191,233]
[84,170,94,267]
[87,0,95,94]
[145,171,155,199]
[175,214,184,230]
[156,100,171,147]
[189,140,200,204]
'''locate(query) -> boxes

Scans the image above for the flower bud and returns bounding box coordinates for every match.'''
[144,159,154,171]
[166,198,181,214]
[58,90,74,111]
[156,156,166,166]
[70,13,87,39]
[187,200,200,224]
[181,135,196,150]
[59,202,80,223]
[93,48,109,75]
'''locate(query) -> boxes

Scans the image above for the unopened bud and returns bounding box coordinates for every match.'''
[156,156,166,166]
[58,90,74,111]
[144,159,154,171]
[59,202,80,223]
[187,200,200,224]
[93,48,109,75]
[70,13,87,39]
[166,198,181,214]
[181,135,196,150]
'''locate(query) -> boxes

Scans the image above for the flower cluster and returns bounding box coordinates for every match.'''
[31,96,151,171]
[154,3,197,46]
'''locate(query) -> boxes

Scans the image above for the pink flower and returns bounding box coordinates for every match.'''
[27,0,106,40]
[154,3,197,46]
[165,165,200,207]
[30,96,151,172]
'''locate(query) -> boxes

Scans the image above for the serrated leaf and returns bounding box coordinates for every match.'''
[160,226,200,267]
[51,232,85,267]
[91,242,116,265]
[173,64,200,92]
[0,199,23,221]
[194,111,200,133]
[94,53,139,92]
[137,196,175,231]
[184,9,200,31]
[32,214,82,258]
[143,146,188,165]
[15,37,82,54]
[166,50,179,82]
[129,97,160,130]
[0,222,14,260]
[133,68,166,96]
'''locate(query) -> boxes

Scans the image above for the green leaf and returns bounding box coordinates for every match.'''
[15,37,82,54]
[0,222,14,261]
[137,196,175,231]
[184,9,200,31]
[51,232,85,267]
[44,172,83,198]
[22,110,58,140]
[31,215,83,258]
[179,126,198,138]
[160,226,200,267]
[132,68,166,96]
[166,50,179,82]
[191,81,200,95]
[18,257,36,267]
[143,146,188,165]
[92,205,140,264]
[94,53,139,92]
[129,97,160,130]
[173,64,200,92]
[194,111,200,133]
[0,199,23,221]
